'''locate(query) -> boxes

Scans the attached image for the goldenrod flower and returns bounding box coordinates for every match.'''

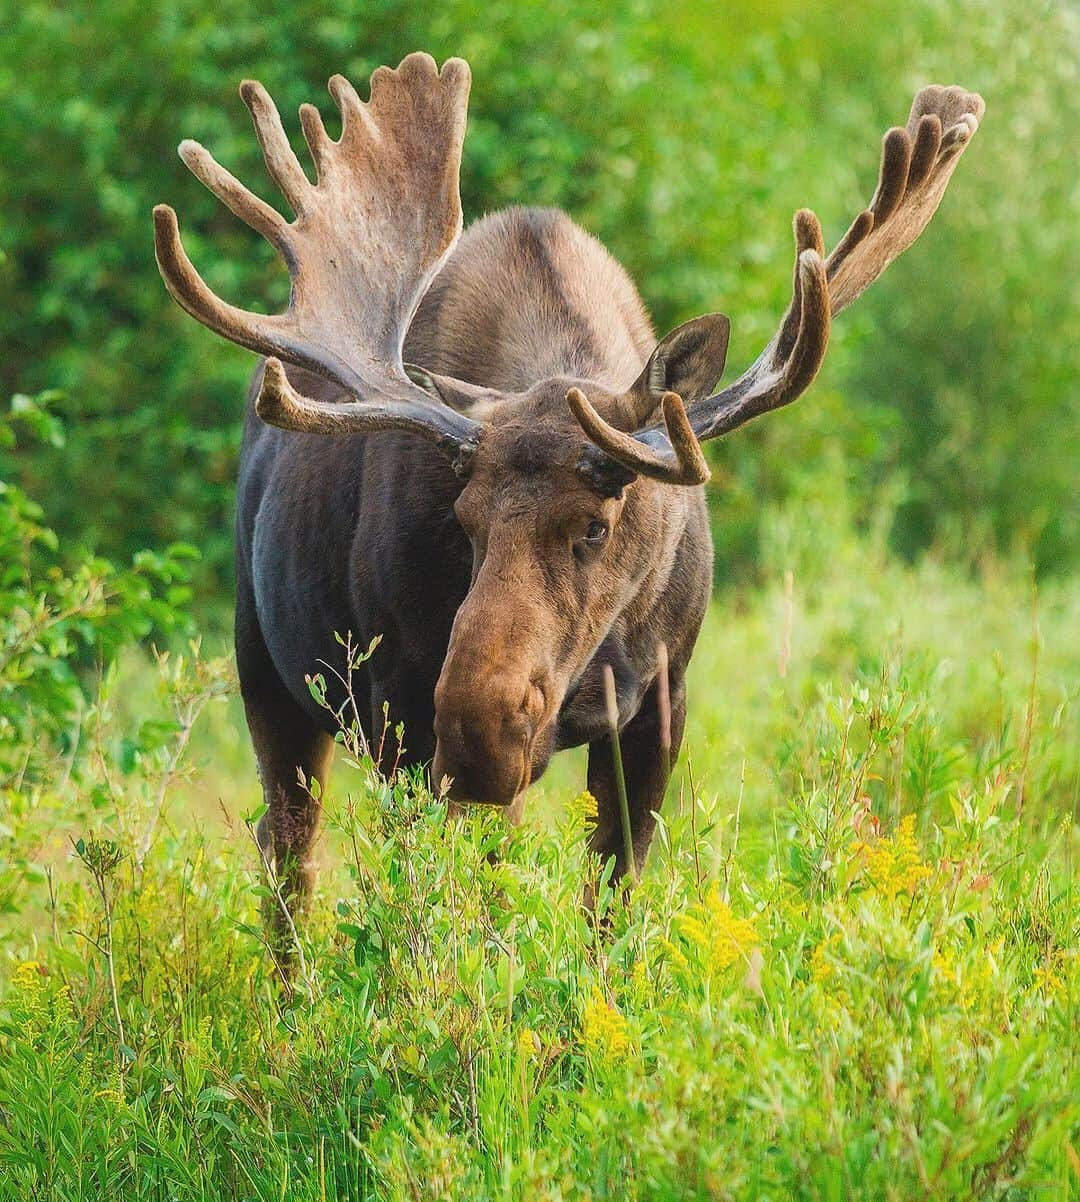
[566,790,599,821]
[811,933,842,984]
[581,986,631,1062]
[12,961,44,990]
[673,884,758,978]
[853,814,932,901]
[1033,962,1064,997]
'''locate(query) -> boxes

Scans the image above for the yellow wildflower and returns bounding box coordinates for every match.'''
[931,939,1009,1013]
[12,961,44,990]
[931,947,973,1009]
[1033,962,1064,997]
[566,790,598,822]
[932,948,954,980]
[854,814,932,901]
[516,1026,539,1059]
[673,883,758,977]
[7,960,55,1038]
[661,937,690,974]
[581,986,631,1061]
[811,933,842,984]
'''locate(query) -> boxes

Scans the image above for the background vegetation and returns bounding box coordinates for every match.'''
[1,0,1076,604]
[0,1,1076,1198]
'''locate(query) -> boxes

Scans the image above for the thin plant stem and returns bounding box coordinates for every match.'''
[245,819,316,998]
[779,567,794,679]
[602,664,636,883]
[1016,569,1040,816]
[103,901,125,1057]
[656,641,671,785]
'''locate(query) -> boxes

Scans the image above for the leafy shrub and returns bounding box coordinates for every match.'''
[0,391,207,924]
[0,392,197,785]
[0,0,1076,611]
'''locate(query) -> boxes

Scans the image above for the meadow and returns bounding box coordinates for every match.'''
[1,0,1077,1197]
[1,421,1076,1196]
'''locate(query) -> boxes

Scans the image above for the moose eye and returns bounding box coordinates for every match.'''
[573,519,610,564]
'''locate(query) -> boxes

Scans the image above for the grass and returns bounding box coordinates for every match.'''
[0,535,1077,1200]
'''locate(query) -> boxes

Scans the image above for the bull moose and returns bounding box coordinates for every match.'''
[153,53,983,913]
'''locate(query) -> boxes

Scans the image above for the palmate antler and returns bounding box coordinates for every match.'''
[154,53,483,456]
[577,85,985,482]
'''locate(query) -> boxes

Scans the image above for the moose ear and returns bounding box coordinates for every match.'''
[626,314,731,417]
[405,364,501,420]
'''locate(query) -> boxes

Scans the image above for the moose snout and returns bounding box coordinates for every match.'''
[432,673,548,806]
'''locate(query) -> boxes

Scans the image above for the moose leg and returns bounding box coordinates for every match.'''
[237,608,334,930]
[246,698,334,919]
[586,677,687,884]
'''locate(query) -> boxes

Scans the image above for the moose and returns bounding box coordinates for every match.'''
[153,53,983,912]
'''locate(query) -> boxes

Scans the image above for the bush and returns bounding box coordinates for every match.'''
[0,392,196,786]
[1,0,1076,612]
[0,391,206,921]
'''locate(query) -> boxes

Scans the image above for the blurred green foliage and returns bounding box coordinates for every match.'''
[1,0,1076,611]
[0,394,195,787]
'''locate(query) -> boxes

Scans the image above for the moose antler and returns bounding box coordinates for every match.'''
[153,53,482,449]
[574,85,984,480]
[567,389,709,485]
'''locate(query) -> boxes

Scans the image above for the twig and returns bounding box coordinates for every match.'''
[779,568,794,679]
[687,755,704,897]
[602,664,636,884]
[1015,569,1040,815]
[137,696,197,867]
[656,641,672,785]
[723,759,746,903]
[72,836,127,1064]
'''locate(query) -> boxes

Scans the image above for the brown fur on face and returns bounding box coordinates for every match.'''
[431,380,690,805]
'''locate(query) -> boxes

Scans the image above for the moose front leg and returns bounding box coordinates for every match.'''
[586,676,686,884]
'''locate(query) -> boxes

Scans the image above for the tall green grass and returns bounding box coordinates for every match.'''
[1,529,1076,1199]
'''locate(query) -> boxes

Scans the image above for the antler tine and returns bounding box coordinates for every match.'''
[567,388,710,485]
[826,85,985,312]
[662,83,984,452]
[563,216,828,484]
[152,203,364,394]
[239,79,314,217]
[154,54,487,454]
[328,73,366,134]
[298,102,334,180]
[258,358,478,454]
[700,244,830,439]
[153,204,301,360]
[177,140,289,250]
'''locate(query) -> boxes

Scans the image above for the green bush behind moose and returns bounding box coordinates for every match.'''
[1,0,1076,610]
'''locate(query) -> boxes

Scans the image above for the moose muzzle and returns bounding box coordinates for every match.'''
[431,562,560,806]
[432,663,555,805]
